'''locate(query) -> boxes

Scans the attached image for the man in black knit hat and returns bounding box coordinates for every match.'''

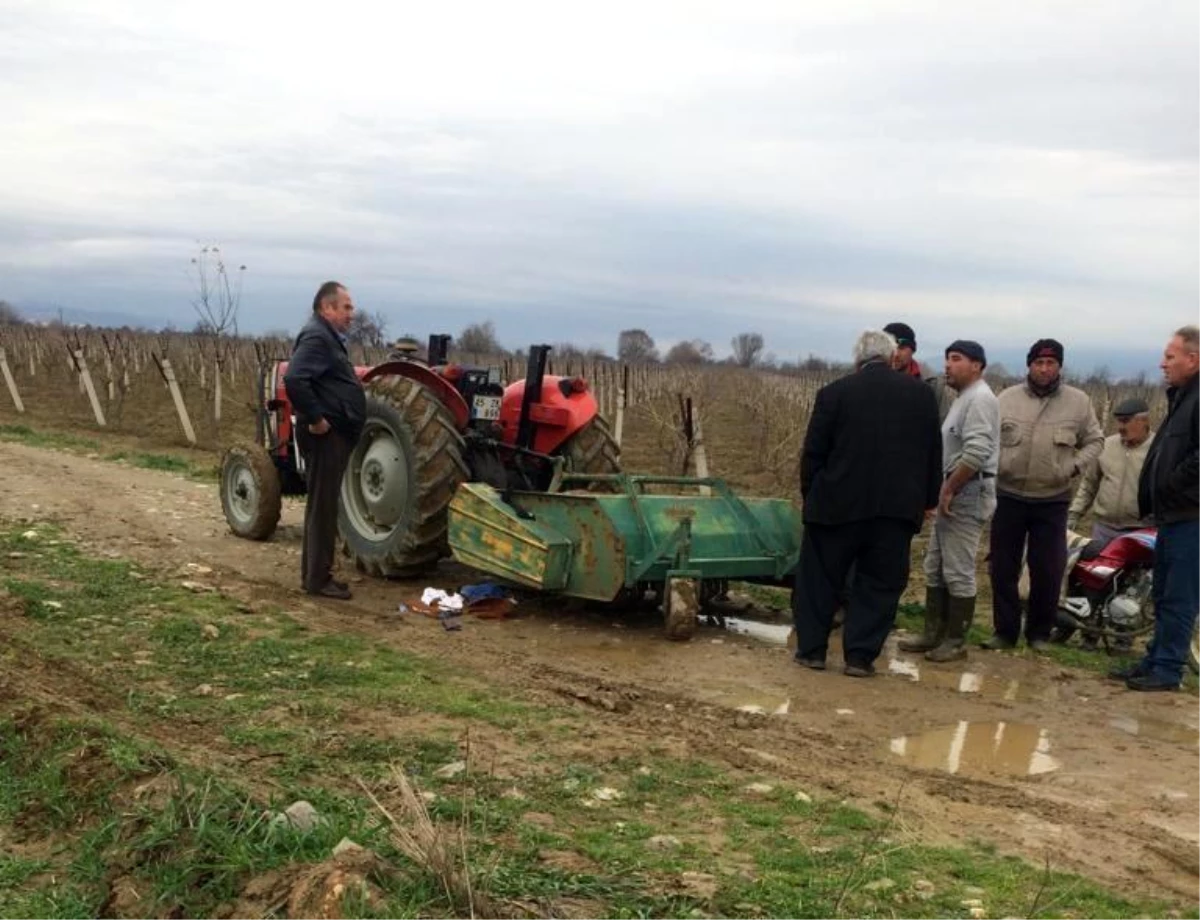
[900,340,999,662]
[983,338,1103,651]
[884,321,954,423]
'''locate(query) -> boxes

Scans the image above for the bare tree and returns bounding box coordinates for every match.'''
[731,331,765,367]
[347,309,388,348]
[188,243,245,425]
[618,328,658,363]
[0,300,22,325]
[189,244,245,338]
[664,339,714,365]
[458,320,503,355]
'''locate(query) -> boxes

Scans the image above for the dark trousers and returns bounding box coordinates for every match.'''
[1141,520,1200,684]
[988,495,1068,643]
[792,518,915,667]
[299,430,352,593]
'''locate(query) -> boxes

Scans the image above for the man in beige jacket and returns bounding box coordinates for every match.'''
[983,339,1104,651]
[1067,397,1154,545]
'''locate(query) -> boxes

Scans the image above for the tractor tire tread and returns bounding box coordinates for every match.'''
[559,415,621,475]
[219,441,282,541]
[340,376,468,578]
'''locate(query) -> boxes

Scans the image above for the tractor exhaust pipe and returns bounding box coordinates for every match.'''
[516,344,551,451]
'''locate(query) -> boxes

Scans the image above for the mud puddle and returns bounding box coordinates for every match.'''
[1109,715,1200,747]
[722,617,793,646]
[885,656,1059,702]
[889,721,1062,777]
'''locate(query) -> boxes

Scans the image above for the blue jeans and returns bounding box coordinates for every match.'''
[1141,520,1200,684]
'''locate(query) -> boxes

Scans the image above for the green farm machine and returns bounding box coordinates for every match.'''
[220,340,801,638]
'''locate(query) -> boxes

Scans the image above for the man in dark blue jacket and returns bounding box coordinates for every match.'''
[284,281,366,599]
[793,330,943,676]
[1116,325,1199,691]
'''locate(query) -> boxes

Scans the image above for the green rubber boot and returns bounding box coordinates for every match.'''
[926,594,975,662]
[898,587,948,653]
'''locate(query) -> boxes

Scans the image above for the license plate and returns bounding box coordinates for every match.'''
[473,395,501,421]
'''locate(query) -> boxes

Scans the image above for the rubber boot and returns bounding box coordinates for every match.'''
[898,587,948,653]
[926,594,975,662]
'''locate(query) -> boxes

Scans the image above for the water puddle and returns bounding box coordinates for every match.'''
[885,657,1056,702]
[1109,715,1200,747]
[889,721,1061,777]
[736,699,791,717]
[722,617,794,646]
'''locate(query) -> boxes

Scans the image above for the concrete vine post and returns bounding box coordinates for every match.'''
[0,345,24,413]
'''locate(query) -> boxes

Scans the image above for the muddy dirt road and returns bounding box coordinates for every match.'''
[0,440,1196,902]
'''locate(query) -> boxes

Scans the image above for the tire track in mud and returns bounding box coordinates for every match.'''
[0,439,1196,900]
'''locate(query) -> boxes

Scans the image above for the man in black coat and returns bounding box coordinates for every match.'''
[284,281,367,600]
[793,329,942,676]
[1114,324,1199,691]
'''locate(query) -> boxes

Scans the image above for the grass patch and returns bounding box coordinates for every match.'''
[0,421,218,480]
[0,423,100,453]
[105,450,218,480]
[0,522,1189,918]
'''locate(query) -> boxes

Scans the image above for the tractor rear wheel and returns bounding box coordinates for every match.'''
[338,376,469,577]
[557,416,621,475]
[219,442,282,541]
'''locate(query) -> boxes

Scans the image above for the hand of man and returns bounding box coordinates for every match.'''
[308,418,331,436]
[937,482,956,518]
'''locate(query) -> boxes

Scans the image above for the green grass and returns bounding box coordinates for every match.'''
[105,450,218,479]
[0,522,1190,919]
[0,421,218,480]
[0,423,100,453]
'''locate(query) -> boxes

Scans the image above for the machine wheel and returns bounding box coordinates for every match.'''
[664,577,699,640]
[558,416,621,474]
[339,376,469,577]
[219,442,282,541]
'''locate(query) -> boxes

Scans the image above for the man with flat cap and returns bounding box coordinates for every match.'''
[1068,397,1155,546]
[984,338,1104,651]
[900,340,999,662]
[884,322,954,423]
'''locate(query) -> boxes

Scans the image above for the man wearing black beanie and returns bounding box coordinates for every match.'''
[901,340,999,662]
[883,321,954,423]
[982,338,1103,651]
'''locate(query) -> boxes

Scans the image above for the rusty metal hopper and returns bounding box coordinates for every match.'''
[447,474,800,608]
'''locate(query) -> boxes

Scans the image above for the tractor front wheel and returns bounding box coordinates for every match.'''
[338,376,469,578]
[219,442,282,541]
[557,416,621,475]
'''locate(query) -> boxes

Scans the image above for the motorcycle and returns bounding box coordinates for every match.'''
[1051,526,1200,673]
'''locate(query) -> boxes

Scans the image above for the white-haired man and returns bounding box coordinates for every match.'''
[793,330,942,677]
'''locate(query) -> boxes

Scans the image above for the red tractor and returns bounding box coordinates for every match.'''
[219,337,620,576]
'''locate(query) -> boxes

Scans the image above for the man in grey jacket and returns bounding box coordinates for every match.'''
[900,341,999,662]
[984,339,1104,650]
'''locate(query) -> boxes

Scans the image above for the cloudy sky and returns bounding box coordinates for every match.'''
[1,0,1196,372]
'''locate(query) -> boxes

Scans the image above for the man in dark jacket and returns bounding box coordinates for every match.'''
[793,330,943,676]
[284,281,367,600]
[1115,325,1199,691]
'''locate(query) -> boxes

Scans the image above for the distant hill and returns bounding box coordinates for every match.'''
[15,301,172,331]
